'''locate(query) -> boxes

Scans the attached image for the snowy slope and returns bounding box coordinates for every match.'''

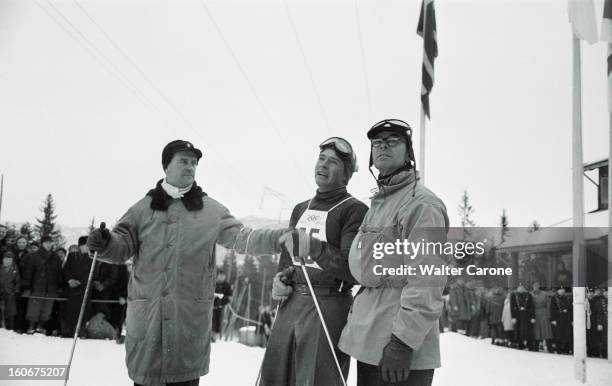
[0,330,610,385]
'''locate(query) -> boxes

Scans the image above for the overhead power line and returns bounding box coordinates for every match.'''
[36,0,162,114]
[282,0,331,134]
[197,0,309,187]
[353,0,373,121]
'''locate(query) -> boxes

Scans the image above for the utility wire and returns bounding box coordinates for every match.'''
[197,0,309,186]
[44,0,246,179]
[353,0,373,121]
[72,0,201,139]
[281,0,331,134]
[37,0,162,115]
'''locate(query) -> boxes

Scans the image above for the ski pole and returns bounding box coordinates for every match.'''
[298,258,347,386]
[64,222,105,386]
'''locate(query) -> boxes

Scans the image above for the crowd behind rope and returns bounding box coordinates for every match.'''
[439,277,609,358]
[0,224,128,341]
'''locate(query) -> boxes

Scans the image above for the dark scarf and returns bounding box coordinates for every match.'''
[146,179,207,212]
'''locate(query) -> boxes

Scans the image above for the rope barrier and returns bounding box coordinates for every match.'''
[226,304,262,326]
[18,295,123,304]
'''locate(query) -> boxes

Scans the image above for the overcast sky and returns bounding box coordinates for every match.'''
[0,0,608,230]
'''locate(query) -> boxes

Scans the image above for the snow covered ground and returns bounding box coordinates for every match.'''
[0,329,610,386]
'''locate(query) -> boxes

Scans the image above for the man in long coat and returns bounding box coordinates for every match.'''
[550,287,573,354]
[510,284,535,350]
[88,140,287,386]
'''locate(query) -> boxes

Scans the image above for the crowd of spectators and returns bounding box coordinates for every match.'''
[440,277,608,358]
[0,224,128,341]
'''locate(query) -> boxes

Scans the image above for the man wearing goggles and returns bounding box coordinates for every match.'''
[260,137,368,386]
[337,119,449,386]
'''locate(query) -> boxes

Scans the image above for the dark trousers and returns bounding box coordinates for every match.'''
[260,292,352,386]
[62,291,91,337]
[134,379,199,386]
[357,362,434,386]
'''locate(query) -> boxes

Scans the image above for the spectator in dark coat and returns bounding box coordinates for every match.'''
[531,282,553,352]
[485,287,505,345]
[22,236,63,334]
[110,262,130,342]
[510,284,535,350]
[212,270,232,341]
[28,242,39,255]
[0,225,7,248]
[14,237,29,262]
[257,305,273,347]
[588,288,607,358]
[61,236,93,337]
[550,287,573,354]
[3,231,16,252]
[13,237,30,333]
[449,278,472,334]
[0,251,20,330]
[91,260,119,321]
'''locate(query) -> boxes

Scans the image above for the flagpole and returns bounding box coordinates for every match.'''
[571,34,587,383]
[0,174,4,224]
[419,106,426,184]
[419,0,428,184]
[607,43,612,364]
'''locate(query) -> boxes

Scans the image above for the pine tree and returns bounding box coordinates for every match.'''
[499,208,509,244]
[458,190,476,241]
[35,193,65,247]
[529,220,540,232]
[88,217,96,234]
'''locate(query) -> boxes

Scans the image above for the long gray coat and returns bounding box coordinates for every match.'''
[97,194,282,385]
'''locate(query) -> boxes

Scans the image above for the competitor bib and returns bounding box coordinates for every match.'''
[293,196,353,270]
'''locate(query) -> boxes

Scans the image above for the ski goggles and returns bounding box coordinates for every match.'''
[367,119,413,139]
[319,137,359,172]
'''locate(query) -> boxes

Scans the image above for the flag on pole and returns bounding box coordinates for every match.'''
[417,0,437,119]
[601,0,612,43]
[568,0,598,44]
[604,0,612,113]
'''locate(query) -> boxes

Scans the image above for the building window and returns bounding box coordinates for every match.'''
[600,165,608,210]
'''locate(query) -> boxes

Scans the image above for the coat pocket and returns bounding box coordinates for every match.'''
[126,299,150,341]
[357,225,405,288]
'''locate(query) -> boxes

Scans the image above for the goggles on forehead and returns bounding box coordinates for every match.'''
[319,137,359,173]
[369,119,413,137]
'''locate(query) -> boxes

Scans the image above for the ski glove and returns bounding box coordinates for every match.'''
[279,229,323,261]
[379,334,413,383]
[87,223,110,253]
[272,272,293,301]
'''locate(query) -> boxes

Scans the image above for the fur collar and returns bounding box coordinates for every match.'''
[146,179,207,212]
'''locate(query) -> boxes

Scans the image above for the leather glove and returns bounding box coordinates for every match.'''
[379,334,413,383]
[272,272,293,301]
[279,229,323,261]
[87,222,110,253]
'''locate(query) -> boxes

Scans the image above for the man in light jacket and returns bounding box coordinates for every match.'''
[88,140,287,386]
[339,120,449,386]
